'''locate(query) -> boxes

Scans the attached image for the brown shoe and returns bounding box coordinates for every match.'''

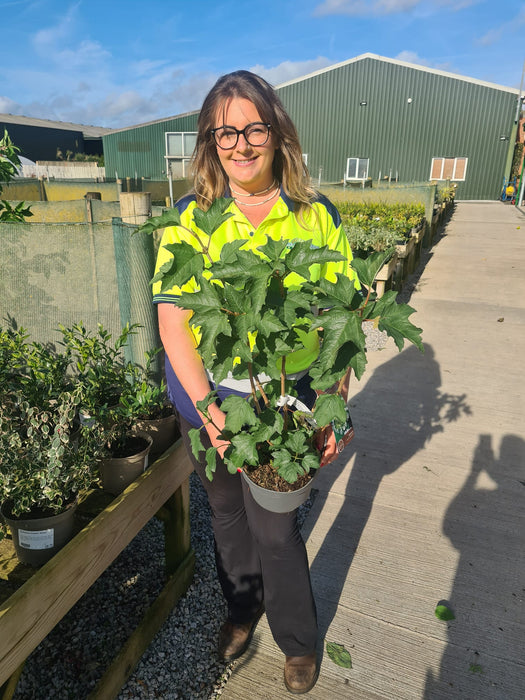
[284,652,319,694]
[218,606,265,662]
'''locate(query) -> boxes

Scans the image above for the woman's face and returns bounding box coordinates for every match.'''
[213,97,277,194]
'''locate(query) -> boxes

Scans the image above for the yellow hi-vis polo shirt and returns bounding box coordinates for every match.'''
[152,189,356,376]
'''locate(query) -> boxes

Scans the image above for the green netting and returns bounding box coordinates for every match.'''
[0,219,160,372]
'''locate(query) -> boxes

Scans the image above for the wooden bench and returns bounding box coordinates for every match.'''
[0,439,195,700]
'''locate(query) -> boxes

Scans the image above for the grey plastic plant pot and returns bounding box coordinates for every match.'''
[99,433,153,496]
[241,469,317,513]
[1,499,78,567]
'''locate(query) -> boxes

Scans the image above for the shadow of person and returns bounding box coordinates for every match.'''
[301,342,471,645]
[424,434,525,699]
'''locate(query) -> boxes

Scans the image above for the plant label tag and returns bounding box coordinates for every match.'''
[18,528,54,550]
[331,407,355,454]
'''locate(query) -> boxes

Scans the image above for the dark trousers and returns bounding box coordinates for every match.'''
[180,416,318,656]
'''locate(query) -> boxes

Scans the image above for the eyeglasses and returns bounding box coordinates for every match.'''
[210,122,272,150]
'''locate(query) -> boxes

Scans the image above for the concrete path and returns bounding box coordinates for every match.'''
[220,201,525,699]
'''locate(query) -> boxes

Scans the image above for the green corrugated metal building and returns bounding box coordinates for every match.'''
[103,110,199,181]
[103,54,521,200]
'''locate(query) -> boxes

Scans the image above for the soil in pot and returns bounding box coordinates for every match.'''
[243,462,315,492]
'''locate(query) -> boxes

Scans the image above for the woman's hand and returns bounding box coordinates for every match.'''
[316,425,339,467]
[314,368,354,467]
[204,403,230,459]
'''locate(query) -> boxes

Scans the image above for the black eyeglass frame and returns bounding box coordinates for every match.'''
[210,122,272,150]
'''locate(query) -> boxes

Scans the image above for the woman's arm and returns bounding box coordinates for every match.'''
[158,303,227,451]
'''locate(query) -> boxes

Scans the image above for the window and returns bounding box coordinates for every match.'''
[430,157,468,181]
[165,132,197,179]
[345,157,369,181]
[165,132,197,158]
[302,153,308,166]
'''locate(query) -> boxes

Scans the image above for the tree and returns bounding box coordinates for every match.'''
[0,130,33,222]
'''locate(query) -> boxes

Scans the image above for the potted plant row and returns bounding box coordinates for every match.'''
[0,323,178,566]
[336,201,426,294]
[138,197,423,512]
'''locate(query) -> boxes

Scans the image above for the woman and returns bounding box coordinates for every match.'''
[153,70,355,695]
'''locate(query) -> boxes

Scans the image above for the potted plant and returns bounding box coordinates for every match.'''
[119,347,179,459]
[59,322,171,494]
[58,321,137,424]
[0,327,101,566]
[139,198,423,511]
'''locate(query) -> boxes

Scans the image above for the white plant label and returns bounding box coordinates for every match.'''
[18,528,54,550]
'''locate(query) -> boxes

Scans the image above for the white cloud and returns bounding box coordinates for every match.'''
[249,57,333,86]
[395,50,431,66]
[313,0,419,17]
[395,50,453,73]
[477,6,525,46]
[32,3,79,53]
[131,59,172,78]
[313,0,480,16]
[0,96,23,114]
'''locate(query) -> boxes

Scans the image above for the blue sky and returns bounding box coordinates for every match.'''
[1,0,524,129]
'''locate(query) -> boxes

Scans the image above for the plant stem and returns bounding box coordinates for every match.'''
[247,363,262,415]
[281,356,288,430]
[255,376,269,407]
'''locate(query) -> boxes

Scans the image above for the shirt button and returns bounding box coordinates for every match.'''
[249,231,254,237]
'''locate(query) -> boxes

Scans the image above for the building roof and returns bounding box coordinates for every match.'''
[0,112,113,138]
[106,109,200,135]
[276,52,521,96]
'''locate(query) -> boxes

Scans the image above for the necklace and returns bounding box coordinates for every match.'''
[229,179,278,197]
[233,187,279,207]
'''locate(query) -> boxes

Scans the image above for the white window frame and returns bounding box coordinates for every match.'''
[430,156,468,181]
[165,131,197,205]
[302,153,308,166]
[345,157,369,183]
[165,132,197,158]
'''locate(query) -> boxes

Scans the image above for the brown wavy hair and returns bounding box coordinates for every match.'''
[191,70,315,213]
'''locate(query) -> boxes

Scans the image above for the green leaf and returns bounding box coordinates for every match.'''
[256,237,288,262]
[251,408,284,443]
[369,292,424,352]
[313,393,347,428]
[317,274,362,310]
[192,197,234,236]
[213,241,272,285]
[194,310,232,366]
[195,390,219,415]
[230,432,259,466]
[351,248,395,288]
[224,448,244,474]
[258,310,287,337]
[177,278,223,316]
[205,447,217,481]
[284,430,308,454]
[283,240,346,279]
[222,395,259,434]
[135,208,182,236]
[151,240,205,292]
[282,288,315,327]
[434,604,455,621]
[273,450,302,482]
[302,451,320,472]
[326,642,353,669]
[313,309,366,379]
